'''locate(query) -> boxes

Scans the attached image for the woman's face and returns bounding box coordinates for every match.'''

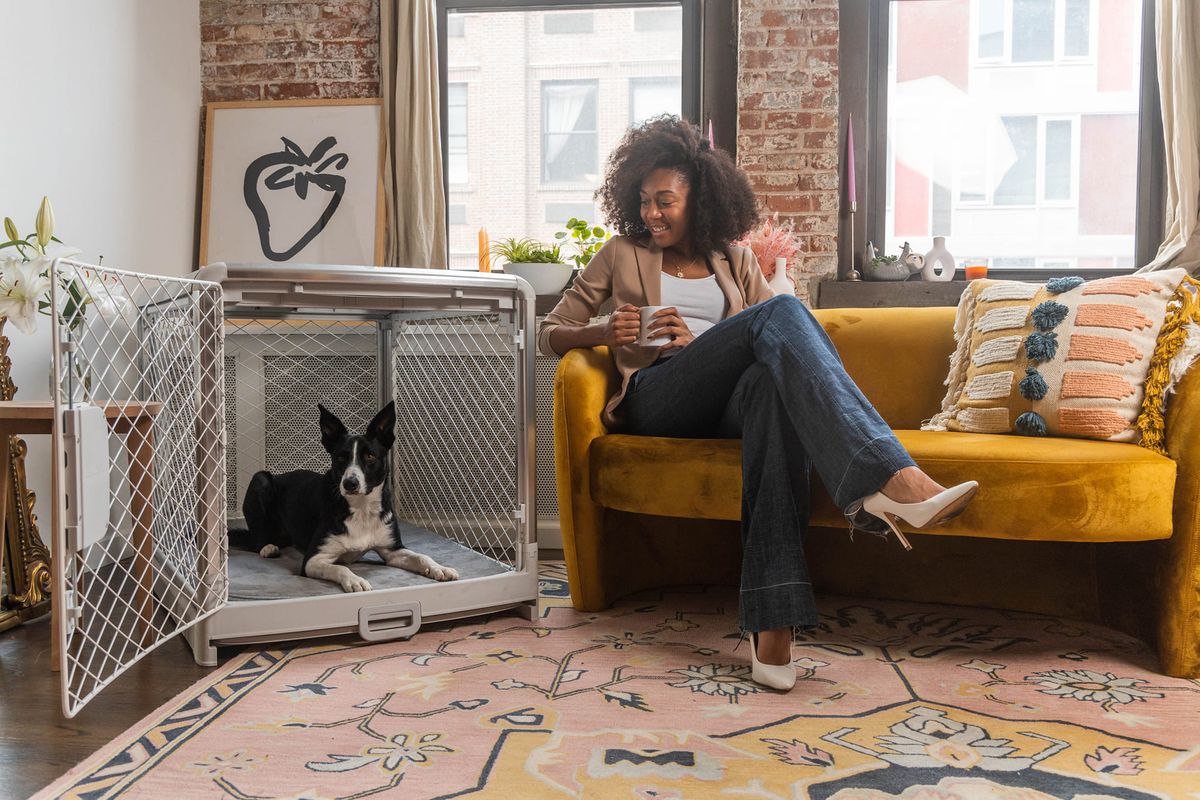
[640,168,691,251]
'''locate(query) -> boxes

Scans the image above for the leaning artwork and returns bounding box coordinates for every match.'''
[200,98,384,267]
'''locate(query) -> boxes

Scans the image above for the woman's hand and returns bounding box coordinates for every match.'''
[602,303,642,347]
[648,307,694,352]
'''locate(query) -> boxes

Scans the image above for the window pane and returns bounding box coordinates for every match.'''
[447,83,467,185]
[1012,0,1054,62]
[544,11,593,34]
[445,6,683,269]
[1065,0,1090,57]
[995,116,1037,204]
[630,77,681,125]
[1044,119,1072,200]
[884,0,1142,269]
[447,14,465,37]
[542,80,598,182]
[977,0,1004,58]
[448,204,467,225]
[634,8,680,32]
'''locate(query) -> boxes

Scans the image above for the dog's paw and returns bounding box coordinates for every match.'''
[258,544,281,558]
[340,575,373,593]
[426,564,459,582]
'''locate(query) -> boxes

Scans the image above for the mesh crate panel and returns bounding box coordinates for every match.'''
[52,261,225,717]
[223,319,377,510]
[223,355,238,515]
[392,315,520,566]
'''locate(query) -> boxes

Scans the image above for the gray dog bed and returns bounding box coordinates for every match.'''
[227,522,511,601]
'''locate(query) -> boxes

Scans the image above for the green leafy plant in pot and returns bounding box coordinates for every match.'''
[553,217,611,268]
[490,237,574,295]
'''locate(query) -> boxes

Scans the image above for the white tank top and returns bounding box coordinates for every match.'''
[658,273,725,357]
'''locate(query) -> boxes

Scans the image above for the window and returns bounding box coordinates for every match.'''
[447,83,468,184]
[541,80,599,183]
[544,11,593,34]
[630,76,682,125]
[439,0,701,270]
[863,0,1156,274]
[634,8,681,32]
[545,202,596,223]
[973,0,1093,64]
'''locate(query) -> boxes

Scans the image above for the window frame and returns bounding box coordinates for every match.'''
[435,0,723,240]
[839,0,1163,281]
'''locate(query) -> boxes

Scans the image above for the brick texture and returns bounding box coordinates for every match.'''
[200,0,380,104]
[737,0,839,302]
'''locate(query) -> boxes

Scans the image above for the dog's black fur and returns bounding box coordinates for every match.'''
[230,402,458,592]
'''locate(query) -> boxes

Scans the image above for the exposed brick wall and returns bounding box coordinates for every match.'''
[737,0,839,302]
[200,0,380,104]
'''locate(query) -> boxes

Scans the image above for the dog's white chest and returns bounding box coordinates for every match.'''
[323,492,394,563]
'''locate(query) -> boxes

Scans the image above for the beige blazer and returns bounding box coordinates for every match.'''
[537,235,774,428]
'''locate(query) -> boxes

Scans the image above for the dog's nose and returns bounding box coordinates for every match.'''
[342,476,360,494]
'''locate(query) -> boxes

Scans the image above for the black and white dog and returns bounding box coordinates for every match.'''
[232,402,459,592]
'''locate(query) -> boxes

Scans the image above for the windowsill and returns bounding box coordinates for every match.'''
[814,267,1138,308]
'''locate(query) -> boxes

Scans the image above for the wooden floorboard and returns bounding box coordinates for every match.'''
[0,615,239,800]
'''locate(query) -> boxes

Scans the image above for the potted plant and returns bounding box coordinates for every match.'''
[553,217,611,268]
[489,237,574,295]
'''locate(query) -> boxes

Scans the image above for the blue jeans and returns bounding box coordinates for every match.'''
[620,295,915,632]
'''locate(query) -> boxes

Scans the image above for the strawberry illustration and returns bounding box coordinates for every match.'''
[243,136,349,261]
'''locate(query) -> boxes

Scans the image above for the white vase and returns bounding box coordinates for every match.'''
[921,237,955,282]
[767,257,795,295]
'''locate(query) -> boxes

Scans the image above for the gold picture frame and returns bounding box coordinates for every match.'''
[0,319,51,632]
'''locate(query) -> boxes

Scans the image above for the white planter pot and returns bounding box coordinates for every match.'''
[501,262,574,295]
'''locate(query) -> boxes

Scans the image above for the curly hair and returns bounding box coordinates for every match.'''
[596,116,760,256]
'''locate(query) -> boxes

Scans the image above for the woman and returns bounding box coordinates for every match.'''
[536,117,977,691]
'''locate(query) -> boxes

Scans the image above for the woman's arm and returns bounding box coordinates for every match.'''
[537,240,637,356]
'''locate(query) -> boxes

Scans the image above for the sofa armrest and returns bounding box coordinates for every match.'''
[1158,362,1200,676]
[552,346,619,610]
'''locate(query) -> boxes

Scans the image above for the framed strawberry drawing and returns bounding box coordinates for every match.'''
[200,99,384,267]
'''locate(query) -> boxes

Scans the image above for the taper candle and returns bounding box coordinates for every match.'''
[846,114,857,210]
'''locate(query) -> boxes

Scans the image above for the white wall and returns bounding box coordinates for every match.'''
[0,0,201,519]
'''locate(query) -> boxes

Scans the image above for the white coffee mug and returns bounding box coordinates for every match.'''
[638,306,672,346]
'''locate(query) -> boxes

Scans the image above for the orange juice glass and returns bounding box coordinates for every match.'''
[964,262,988,281]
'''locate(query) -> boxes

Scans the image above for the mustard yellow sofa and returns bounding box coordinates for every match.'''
[551,306,1200,678]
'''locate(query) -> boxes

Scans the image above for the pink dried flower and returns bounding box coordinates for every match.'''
[734,213,802,279]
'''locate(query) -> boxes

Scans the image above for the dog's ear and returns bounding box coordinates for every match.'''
[318,404,348,452]
[365,401,396,450]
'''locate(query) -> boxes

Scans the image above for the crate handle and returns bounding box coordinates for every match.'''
[358,601,422,642]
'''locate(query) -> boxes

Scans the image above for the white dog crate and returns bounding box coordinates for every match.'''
[49,260,537,716]
[186,263,538,666]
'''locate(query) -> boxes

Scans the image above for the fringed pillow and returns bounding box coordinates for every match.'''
[923,268,1200,449]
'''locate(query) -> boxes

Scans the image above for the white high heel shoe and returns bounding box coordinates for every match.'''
[749,632,796,691]
[860,481,979,551]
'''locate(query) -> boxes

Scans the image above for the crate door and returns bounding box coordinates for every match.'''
[50,261,228,717]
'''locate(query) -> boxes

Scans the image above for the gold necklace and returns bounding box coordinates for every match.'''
[668,252,696,278]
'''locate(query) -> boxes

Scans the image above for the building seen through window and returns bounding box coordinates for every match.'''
[443,5,684,269]
[884,0,1143,271]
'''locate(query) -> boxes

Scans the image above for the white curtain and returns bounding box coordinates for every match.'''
[544,84,590,165]
[1139,0,1200,274]
[380,0,447,268]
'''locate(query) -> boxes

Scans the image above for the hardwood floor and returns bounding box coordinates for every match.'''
[0,615,238,800]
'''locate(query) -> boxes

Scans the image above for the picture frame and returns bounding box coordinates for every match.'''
[199,98,385,267]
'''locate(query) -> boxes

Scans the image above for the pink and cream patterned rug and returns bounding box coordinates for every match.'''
[36,563,1200,799]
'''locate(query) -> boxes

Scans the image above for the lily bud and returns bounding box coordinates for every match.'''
[3,217,18,243]
[35,196,54,249]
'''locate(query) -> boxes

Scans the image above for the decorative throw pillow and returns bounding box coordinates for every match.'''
[923,268,1200,450]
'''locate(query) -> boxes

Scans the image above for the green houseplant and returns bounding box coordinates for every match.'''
[489,237,573,295]
[553,217,611,268]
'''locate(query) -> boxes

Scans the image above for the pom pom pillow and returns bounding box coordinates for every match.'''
[924,268,1200,450]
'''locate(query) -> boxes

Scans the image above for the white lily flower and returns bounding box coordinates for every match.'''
[81,271,136,322]
[0,257,52,335]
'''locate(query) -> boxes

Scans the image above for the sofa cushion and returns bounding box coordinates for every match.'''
[589,429,1175,542]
